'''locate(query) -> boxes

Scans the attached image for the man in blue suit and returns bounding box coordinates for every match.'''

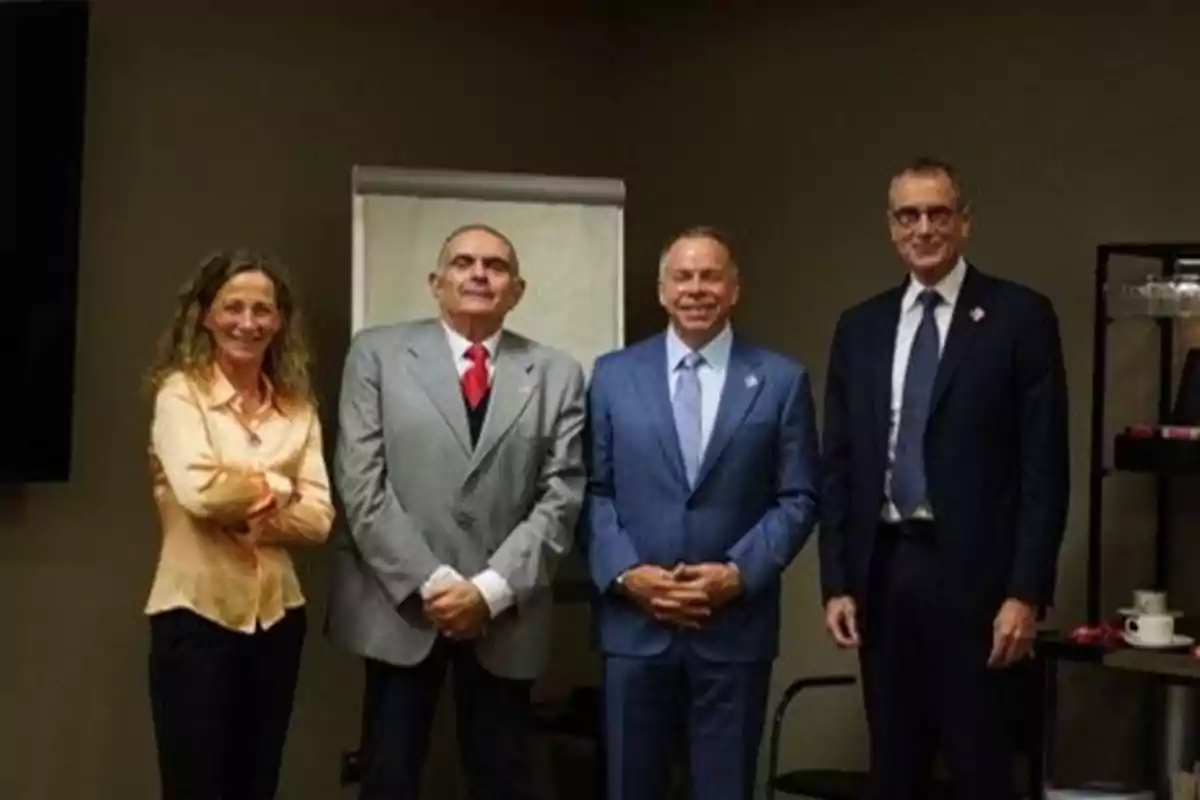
[819,157,1069,799]
[584,226,821,800]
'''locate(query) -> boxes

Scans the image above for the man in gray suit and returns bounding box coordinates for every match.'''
[327,223,587,800]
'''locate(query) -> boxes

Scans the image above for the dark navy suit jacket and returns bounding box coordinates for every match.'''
[819,265,1070,621]
[583,331,820,662]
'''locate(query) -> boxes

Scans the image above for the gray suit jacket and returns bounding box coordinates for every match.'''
[325,318,586,679]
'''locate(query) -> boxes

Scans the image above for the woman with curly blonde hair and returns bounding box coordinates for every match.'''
[144,249,334,800]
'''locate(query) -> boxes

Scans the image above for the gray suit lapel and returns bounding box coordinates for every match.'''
[468,332,536,476]
[405,321,472,456]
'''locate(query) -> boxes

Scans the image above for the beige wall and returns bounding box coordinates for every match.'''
[3,3,1200,798]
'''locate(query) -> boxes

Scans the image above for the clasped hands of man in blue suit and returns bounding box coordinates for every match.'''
[618,562,742,628]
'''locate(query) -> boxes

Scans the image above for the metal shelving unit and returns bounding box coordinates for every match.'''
[1029,243,1200,798]
[1087,242,1200,626]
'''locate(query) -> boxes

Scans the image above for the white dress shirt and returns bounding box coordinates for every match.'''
[419,322,515,619]
[665,322,733,462]
[882,257,967,522]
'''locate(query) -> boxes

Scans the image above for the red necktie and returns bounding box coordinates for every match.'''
[462,344,490,409]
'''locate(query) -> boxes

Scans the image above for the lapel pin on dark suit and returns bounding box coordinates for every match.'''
[744,374,759,389]
[969,306,986,322]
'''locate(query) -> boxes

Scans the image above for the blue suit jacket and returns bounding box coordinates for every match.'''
[818,265,1070,622]
[583,332,820,662]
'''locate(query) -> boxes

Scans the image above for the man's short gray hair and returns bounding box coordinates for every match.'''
[892,156,968,210]
[437,223,521,274]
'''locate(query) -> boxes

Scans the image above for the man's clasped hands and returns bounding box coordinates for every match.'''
[418,560,745,641]
[617,562,743,628]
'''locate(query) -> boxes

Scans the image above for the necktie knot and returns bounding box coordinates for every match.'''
[679,352,704,371]
[465,343,489,366]
[919,289,943,314]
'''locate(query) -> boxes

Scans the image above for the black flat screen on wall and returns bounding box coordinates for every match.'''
[0,1,89,482]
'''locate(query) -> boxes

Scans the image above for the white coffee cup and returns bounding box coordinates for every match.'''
[1133,589,1168,615]
[1125,612,1175,646]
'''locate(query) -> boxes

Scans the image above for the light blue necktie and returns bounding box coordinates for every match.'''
[891,289,943,518]
[673,352,704,487]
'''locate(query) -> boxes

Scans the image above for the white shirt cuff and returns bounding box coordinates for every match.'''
[471,569,515,618]
[420,565,464,600]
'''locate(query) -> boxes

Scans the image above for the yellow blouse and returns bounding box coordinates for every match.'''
[145,369,335,633]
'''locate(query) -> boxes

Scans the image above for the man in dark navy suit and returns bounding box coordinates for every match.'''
[584,226,820,800]
[818,158,1069,799]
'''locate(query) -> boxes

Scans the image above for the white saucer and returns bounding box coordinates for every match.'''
[1122,632,1194,649]
[1117,607,1183,617]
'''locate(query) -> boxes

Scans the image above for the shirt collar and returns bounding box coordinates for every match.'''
[902,256,967,311]
[442,320,503,361]
[204,365,282,416]
[666,322,733,371]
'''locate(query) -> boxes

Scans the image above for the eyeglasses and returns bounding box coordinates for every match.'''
[890,204,959,230]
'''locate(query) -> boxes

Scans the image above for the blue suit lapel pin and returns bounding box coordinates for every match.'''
[969,306,986,322]
[745,374,759,389]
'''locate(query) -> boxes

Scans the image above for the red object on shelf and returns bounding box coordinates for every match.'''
[1068,621,1124,648]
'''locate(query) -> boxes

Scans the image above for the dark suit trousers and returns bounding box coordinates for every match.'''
[859,527,1015,800]
[604,646,771,800]
[148,607,307,800]
[358,638,535,800]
